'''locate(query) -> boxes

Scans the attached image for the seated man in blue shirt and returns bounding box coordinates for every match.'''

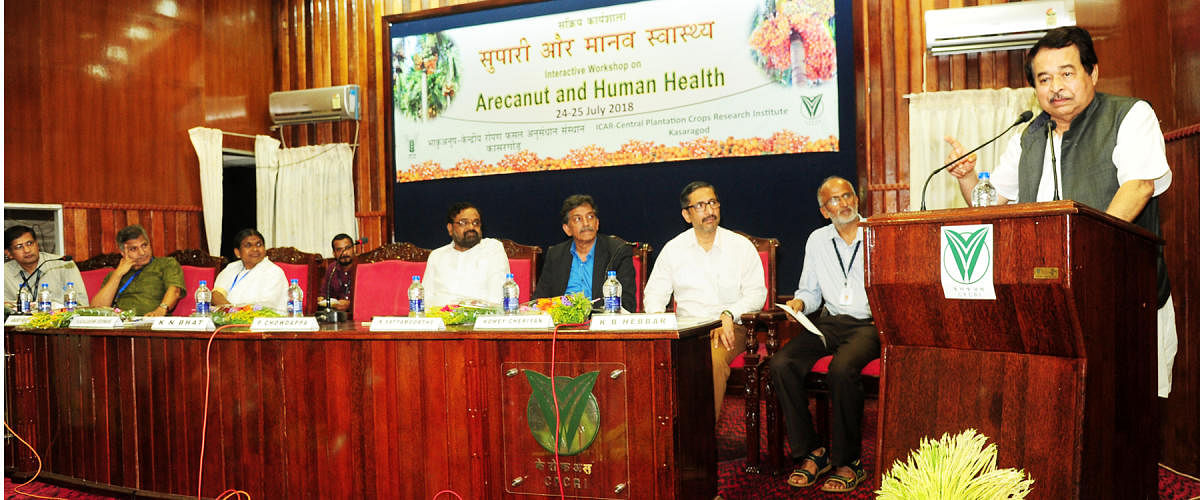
[769,176,878,493]
[533,194,635,309]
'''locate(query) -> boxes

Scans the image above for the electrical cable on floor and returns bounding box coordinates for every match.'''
[3,420,67,500]
[432,490,463,499]
[197,324,252,500]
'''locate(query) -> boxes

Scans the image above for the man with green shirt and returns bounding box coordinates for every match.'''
[92,224,185,316]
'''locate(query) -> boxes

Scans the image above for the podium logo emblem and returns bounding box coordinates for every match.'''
[940,224,997,300]
[524,370,601,455]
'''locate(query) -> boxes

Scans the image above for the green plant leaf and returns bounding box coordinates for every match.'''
[557,371,600,448]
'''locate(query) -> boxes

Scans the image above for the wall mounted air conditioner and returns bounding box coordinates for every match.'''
[925,0,1075,56]
[269,85,360,125]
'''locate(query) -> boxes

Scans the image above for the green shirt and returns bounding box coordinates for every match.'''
[102,257,186,315]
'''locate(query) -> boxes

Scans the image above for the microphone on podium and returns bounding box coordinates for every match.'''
[918,110,1034,211]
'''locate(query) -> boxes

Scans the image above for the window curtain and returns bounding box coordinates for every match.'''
[187,127,224,255]
[908,88,1038,211]
[254,136,356,257]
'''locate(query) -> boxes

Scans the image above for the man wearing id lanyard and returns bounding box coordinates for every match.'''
[769,176,878,493]
[92,224,185,316]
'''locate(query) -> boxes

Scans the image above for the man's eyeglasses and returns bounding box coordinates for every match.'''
[569,213,597,224]
[454,219,482,228]
[823,192,856,208]
[686,199,721,212]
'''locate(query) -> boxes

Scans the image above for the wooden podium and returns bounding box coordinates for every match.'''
[864,201,1159,500]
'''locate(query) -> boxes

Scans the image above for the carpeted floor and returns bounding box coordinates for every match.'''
[6,395,1200,499]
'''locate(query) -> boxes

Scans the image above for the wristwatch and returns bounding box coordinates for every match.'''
[159,303,171,310]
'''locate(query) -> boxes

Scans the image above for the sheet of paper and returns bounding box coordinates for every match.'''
[775,303,826,348]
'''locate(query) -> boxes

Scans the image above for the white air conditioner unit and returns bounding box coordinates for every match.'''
[269,85,360,125]
[925,0,1075,56]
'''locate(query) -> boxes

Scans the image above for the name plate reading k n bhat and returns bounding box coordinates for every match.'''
[69,316,123,329]
[5,315,32,326]
[590,313,678,331]
[250,317,320,332]
[152,317,216,332]
[473,314,555,330]
[370,317,446,332]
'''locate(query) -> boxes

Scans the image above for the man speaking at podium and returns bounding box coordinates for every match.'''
[945,26,1176,397]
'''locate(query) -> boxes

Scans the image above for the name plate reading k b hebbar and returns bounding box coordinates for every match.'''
[474,314,555,330]
[151,317,216,331]
[250,317,320,332]
[590,313,678,331]
[370,316,447,332]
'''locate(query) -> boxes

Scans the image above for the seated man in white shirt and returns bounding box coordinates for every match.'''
[424,202,511,307]
[4,225,89,307]
[211,229,290,312]
[643,181,767,422]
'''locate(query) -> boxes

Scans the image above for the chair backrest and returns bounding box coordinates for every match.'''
[76,253,123,304]
[612,235,653,313]
[166,249,227,316]
[352,242,434,320]
[265,247,323,314]
[733,231,780,311]
[498,238,542,303]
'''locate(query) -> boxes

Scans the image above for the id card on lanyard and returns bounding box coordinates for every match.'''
[833,239,860,306]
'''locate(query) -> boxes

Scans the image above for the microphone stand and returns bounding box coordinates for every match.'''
[315,261,346,324]
[18,255,73,291]
[919,111,1034,210]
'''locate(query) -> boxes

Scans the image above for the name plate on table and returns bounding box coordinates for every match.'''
[590,313,678,331]
[5,315,32,326]
[474,314,555,330]
[250,317,320,332]
[152,317,216,331]
[370,317,446,332]
[69,316,123,329]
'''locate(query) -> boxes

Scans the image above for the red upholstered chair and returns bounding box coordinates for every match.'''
[76,253,122,304]
[352,242,432,320]
[498,238,542,303]
[265,247,324,314]
[166,249,226,316]
[612,236,652,312]
[727,232,780,393]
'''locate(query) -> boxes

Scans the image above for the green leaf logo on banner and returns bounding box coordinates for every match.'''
[802,94,823,119]
[944,227,991,284]
[524,370,601,455]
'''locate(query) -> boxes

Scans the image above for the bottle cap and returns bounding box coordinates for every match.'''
[506,273,514,279]
[291,279,299,284]
[199,280,207,286]
[67,282,74,286]
[607,270,617,276]
[412,275,420,281]
[978,171,990,180]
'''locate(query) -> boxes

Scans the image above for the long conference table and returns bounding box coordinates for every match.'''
[4,319,719,499]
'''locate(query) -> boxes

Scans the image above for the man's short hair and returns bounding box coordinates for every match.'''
[5,225,36,250]
[817,176,854,205]
[560,194,597,224]
[116,224,150,247]
[331,233,354,249]
[446,202,478,224]
[1025,26,1098,87]
[233,228,265,247]
[679,181,717,209]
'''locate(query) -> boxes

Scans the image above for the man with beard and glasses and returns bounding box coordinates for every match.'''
[945,26,1176,398]
[769,176,877,493]
[533,194,635,308]
[643,181,766,423]
[423,202,511,307]
[92,224,185,316]
[318,233,357,312]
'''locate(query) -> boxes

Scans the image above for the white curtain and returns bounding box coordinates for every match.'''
[188,127,224,254]
[908,88,1038,211]
[254,136,356,257]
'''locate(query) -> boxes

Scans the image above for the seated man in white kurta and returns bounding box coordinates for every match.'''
[423,202,511,307]
[212,228,290,312]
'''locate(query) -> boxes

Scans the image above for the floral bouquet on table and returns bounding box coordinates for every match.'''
[427,300,500,326]
[211,304,282,326]
[533,292,592,325]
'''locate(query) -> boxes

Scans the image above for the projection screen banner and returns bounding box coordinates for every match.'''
[390,0,839,182]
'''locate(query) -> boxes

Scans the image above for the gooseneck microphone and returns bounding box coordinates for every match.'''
[19,255,74,291]
[1048,121,1061,201]
[919,110,1034,210]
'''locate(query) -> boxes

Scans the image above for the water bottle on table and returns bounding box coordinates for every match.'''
[18,284,33,314]
[971,171,998,207]
[63,282,78,311]
[37,283,53,313]
[408,275,425,317]
[602,270,622,313]
[194,280,212,315]
[286,279,304,317]
[502,273,520,314]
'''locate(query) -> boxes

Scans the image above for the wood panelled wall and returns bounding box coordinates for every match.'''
[3,0,275,256]
[1162,126,1200,474]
